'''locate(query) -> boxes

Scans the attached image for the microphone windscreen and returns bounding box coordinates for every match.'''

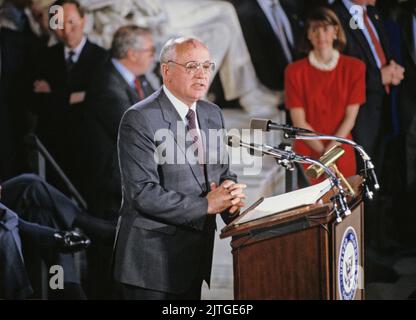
[226,135,240,147]
[250,118,270,131]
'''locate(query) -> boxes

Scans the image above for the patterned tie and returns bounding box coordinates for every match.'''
[134,78,145,100]
[66,50,75,72]
[363,10,389,93]
[185,109,205,169]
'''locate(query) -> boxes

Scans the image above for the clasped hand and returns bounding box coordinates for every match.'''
[206,180,246,215]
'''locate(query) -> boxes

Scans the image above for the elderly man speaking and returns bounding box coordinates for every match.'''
[113,37,246,300]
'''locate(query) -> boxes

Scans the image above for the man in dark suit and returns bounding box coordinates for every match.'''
[83,25,155,222]
[397,0,416,190]
[33,0,108,194]
[113,37,246,299]
[82,25,155,299]
[230,0,304,93]
[0,175,92,299]
[331,0,404,169]
[332,0,405,283]
[0,26,31,181]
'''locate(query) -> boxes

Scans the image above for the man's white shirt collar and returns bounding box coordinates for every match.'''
[64,36,87,64]
[163,85,198,128]
[111,58,136,88]
[342,0,366,13]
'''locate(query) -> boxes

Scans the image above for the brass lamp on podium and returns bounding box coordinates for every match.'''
[305,146,355,197]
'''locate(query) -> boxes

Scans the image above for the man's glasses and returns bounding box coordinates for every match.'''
[138,47,156,55]
[167,60,215,74]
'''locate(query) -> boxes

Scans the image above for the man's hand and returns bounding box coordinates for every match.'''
[381,62,395,85]
[381,60,405,86]
[208,180,246,215]
[391,60,405,86]
[33,80,51,93]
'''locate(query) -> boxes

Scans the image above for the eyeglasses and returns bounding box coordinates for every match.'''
[167,60,215,74]
[139,47,156,55]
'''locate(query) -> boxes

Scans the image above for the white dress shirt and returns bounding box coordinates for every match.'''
[64,36,87,64]
[111,58,136,89]
[162,85,201,134]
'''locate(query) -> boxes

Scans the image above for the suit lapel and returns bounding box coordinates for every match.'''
[336,2,378,68]
[73,39,90,72]
[196,101,210,177]
[109,62,140,104]
[158,90,206,191]
[402,13,416,65]
[196,102,223,188]
[367,7,391,61]
[252,0,292,64]
[55,43,68,79]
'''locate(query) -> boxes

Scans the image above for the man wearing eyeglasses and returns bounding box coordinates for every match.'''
[81,25,156,299]
[113,37,246,300]
[83,25,155,223]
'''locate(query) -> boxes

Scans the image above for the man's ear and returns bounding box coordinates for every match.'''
[161,63,169,77]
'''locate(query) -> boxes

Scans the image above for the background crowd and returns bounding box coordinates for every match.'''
[1,0,416,299]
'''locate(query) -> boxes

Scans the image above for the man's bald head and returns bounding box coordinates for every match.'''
[159,37,212,107]
[159,37,208,64]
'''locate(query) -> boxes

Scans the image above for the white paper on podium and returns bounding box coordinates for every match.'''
[236,179,332,225]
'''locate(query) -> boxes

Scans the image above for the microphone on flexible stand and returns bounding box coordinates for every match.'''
[226,135,350,222]
[249,118,380,198]
[250,118,313,135]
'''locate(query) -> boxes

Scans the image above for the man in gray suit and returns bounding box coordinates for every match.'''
[113,37,246,299]
[84,25,155,221]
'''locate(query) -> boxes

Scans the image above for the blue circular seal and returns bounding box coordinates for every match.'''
[338,226,359,300]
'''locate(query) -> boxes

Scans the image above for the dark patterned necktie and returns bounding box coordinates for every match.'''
[185,109,205,168]
[66,50,75,72]
[134,78,145,100]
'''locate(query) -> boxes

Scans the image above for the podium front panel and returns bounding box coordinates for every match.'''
[332,202,364,300]
[233,223,331,300]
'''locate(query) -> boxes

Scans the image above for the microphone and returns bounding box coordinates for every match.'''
[227,135,277,158]
[250,118,313,134]
[258,120,381,196]
[227,135,350,222]
[227,135,242,147]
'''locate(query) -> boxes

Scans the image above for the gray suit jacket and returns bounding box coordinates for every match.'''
[113,88,236,294]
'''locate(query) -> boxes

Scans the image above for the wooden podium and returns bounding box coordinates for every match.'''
[220,176,365,300]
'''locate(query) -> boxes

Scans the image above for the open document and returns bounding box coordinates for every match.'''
[235,179,332,225]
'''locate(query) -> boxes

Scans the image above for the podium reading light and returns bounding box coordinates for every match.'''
[305,146,355,197]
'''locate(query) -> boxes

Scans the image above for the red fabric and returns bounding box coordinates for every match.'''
[134,78,145,100]
[363,10,389,94]
[285,54,366,183]
[363,10,387,67]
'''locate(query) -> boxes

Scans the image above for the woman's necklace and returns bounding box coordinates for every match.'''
[308,49,340,71]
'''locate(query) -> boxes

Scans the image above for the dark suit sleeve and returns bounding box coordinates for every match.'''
[87,81,132,142]
[118,109,208,231]
[18,218,57,247]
